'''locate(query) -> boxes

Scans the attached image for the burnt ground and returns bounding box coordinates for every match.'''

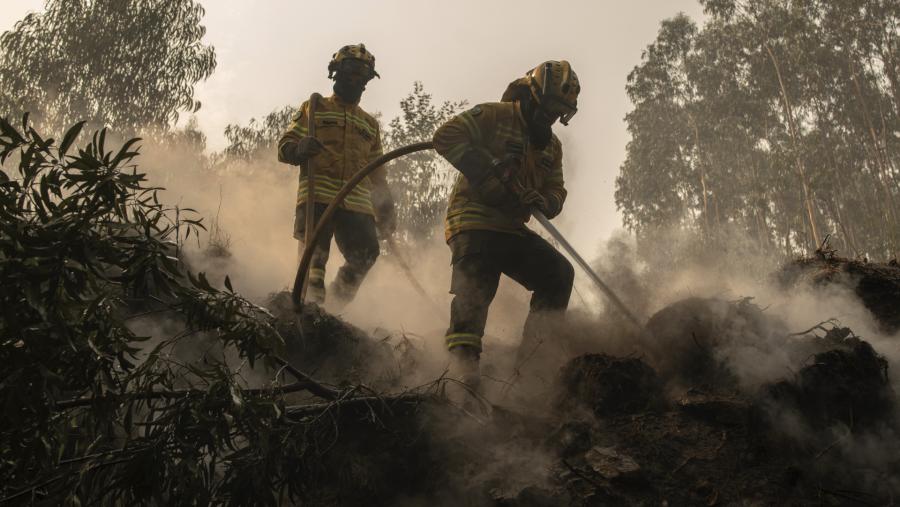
[263,257,900,506]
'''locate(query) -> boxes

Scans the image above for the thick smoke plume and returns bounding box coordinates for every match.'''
[123,130,900,504]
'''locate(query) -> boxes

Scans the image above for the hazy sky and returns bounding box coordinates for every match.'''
[2,0,705,255]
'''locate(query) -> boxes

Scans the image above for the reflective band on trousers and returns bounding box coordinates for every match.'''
[445,332,482,351]
[308,268,326,283]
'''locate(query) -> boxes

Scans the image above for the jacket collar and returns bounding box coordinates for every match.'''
[330,93,359,108]
[513,101,527,127]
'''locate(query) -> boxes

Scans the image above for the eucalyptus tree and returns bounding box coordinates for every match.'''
[382,82,467,242]
[618,0,899,259]
[0,0,216,136]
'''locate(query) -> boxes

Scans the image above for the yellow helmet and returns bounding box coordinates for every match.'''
[527,60,580,125]
[328,43,379,80]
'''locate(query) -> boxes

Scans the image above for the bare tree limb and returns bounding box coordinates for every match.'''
[54,380,319,410]
[270,355,340,400]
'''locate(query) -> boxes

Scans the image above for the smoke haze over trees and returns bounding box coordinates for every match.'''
[0,0,216,136]
[616,0,899,260]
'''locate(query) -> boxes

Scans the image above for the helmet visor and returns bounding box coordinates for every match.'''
[540,95,577,125]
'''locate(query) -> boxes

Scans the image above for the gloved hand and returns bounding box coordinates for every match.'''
[518,188,549,215]
[476,173,517,208]
[372,188,397,236]
[284,136,324,164]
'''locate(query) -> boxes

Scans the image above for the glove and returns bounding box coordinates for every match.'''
[284,136,324,165]
[454,150,518,208]
[518,188,549,215]
[372,187,397,236]
[475,172,517,209]
[376,201,397,236]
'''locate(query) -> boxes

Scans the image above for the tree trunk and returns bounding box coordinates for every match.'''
[765,43,820,250]
[883,39,900,116]
[688,116,711,236]
[849,59,899,229]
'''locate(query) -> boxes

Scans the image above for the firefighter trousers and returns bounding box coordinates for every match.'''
[294,203,379,305]
[444,230,574,352]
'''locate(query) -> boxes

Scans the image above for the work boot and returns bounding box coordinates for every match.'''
[449,345,481,392]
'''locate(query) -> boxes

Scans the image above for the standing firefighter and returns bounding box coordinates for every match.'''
[432,60,581,387]
[278,44,396,306]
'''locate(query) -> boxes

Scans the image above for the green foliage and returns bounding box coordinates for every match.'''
[222,106,297,162]
[383,82,467,241]
[0,116,320,505]
[617,0,900,260]
[0,0,216,135]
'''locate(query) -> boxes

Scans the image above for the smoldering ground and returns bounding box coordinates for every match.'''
[119,132,900,504]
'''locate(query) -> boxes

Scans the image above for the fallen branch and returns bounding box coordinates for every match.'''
[285,392,432,420]
[54,380,319,410]
[271,355,340,400]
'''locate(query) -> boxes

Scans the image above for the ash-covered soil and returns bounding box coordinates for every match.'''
[264,261,900,506]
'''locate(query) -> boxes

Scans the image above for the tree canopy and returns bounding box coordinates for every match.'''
[0,0,216,135]
[383,82,466,241]
[616,0,899,260]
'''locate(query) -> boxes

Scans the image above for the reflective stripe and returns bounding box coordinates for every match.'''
[437,102,566,242]
[494,124,520,139]
[459,113,482,143]
[306,284,326,304]
[308,268,326,282]
[445,332,482,351]
[277,95,382,216]
[444,144,469,165]
[445,202,528,238]
[296,173,374,214]
[315,111,377,137]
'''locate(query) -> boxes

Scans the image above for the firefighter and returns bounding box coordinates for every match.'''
[432,60,580,387]
[277,44,396,306]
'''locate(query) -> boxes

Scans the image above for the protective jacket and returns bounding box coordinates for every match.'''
[278,94,386,215]
[432,101,567,241]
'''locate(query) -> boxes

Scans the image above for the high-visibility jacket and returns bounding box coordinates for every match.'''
[432,101,567,242]
[277,94,386,215]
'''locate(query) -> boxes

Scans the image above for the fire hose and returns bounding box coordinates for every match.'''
[291,142,434,306]
[300,93,322,301]
[290,143,643,333]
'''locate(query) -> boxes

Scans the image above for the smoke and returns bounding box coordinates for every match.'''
[117,129,900,502]
[127,127,900,403]
[582,225,900,387]
[135,139,298,300]
[126,134,540,389]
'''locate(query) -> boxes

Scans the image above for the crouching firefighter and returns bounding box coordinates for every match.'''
[432,60,581,387]
[277,44,397,307]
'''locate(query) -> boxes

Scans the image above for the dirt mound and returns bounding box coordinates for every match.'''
[260,294,900,505]
[265,291,396,387]
[763,328,894,430]
[780,255,900,333]
[557,354,663,417]
[642,297,789,390]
